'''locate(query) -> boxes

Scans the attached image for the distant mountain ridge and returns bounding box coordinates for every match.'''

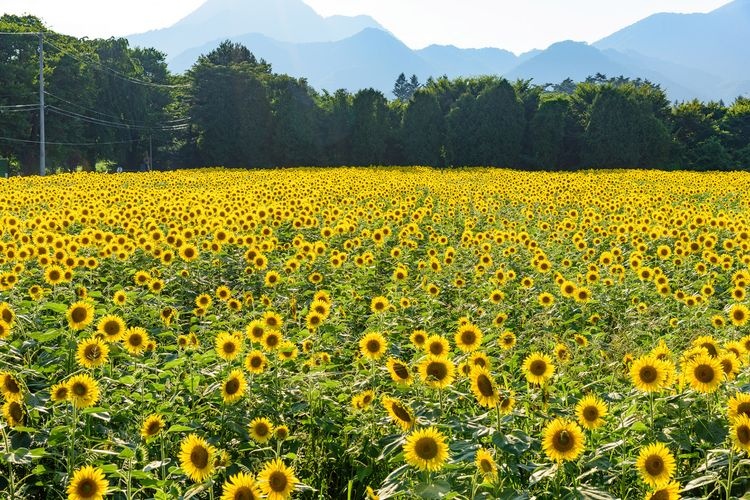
[126,0,750,101]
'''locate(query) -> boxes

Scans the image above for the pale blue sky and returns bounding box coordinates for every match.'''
[1,0,732,53]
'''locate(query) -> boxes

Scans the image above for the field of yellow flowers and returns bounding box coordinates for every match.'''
[2,167,750,499]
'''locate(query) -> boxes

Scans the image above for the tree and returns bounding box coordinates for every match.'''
[351,89,390,165]
[392,73,420,102]
[319,89,353,165]
[402,90,445,166]
[446,79,525,167]
[529,95,569,169]
[189,43,272,167]
[269,75,320,166]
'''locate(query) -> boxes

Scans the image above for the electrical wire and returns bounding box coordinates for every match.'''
[0,135,143,146]
[44,38,190,89]
[47,105,190,131]
[44,91,189,125]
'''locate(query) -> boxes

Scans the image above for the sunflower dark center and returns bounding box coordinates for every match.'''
[650,490,669,500]
[266,335,279,347]
[72,382,87,396]
[645,455,664,476]
[309,315,320,325]
[583,406,599,421]
[77,478,96,495]
[255,423,269,436]
[250,356,262,368]
[391,403,412,423]
[252,327,264,339]
[366,340,381,353]
[721,359,733,374]
[85,344,102,360]
[71,307,88,323]
[5,378,19,393]
[234,486,256,500]
[414,437,439,460]
[147,421,161,435]
[190,446,209,469]
[530,360,547,376]
[694,364,715,383]
[737,425,750,444]
[476,374,495,397]
[700,343,718,357]
[223,342,237,354]
[734,310,746,321]
[429,343,444,355]
[389,363,408,379]
[554,430,574,452]
[480,459,493,473]
[639,366,658,383]
[268,470,288,492]
[9,401,23,421]
[461,331,477,344]
[374,302,385,310]
[104,321,120,336]
[225,378,240,395]
[129,334,143,347]
[426,361,448,381]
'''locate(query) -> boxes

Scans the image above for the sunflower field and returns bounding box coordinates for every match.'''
[2,167,750,499]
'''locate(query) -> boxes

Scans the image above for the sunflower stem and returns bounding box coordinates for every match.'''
[726,446,734,500]
[160,434,166,480]
[1,425,15,499]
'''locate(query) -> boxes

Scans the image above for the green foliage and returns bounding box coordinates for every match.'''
[401,91,445,166]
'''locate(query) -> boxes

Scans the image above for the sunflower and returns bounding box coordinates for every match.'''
[44,265,65,285]
[475,448,498,481]
[469,351,491,370]
[0,371,21,402]
[359,332,388,360]
[351,390,376,410]
[718,352,740,380]
[222,370,247,404]
[274,425,290,441]
[140,414,165,440]
[455,323,483,353]
[261,330,283,352]
[386,358,413,386]
[424,335,450,357]
[0,319,10,340]
[257,458,298,500]
[67,373,100,409]
[277,341,298,361]
[381,395,415,431]
[636,442,676,487]
[2,399,24,427]
[112,290,127,306]
[728,392,750,421]
[221,472,262,500]
[498,389,516,414]
[410,330,427,348]
[67,465,109,500]
[729,304,749,327]
[262,311,283,330]
[644,481,681,500]
[555,343,571,363]
[179,434,216,482]
[419,356,455,389]
[249,417,274,443]
[245,350,268,374]
[76,337,109,369]
[403,426,449,472]
[305,310,324,331]
[731,414,750,453]
[684,354,723,393]
[50,381,69,403]
[246,320,266,343]
[538,292,555,308]
[498,330,516,350]
[522,352,555,385]
[470,367,500,408]
[541,418,586,462]
[630,355,668,393]
[216,331,243,361]
[123,327,149,355]
[66,301,94,330]
[691,335,719,357]
[179,244,199,262]
[370,296,390,314]
[97,315,125,342]
[575,394,608,430]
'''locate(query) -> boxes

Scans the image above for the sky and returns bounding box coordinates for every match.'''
[0,0,733,53]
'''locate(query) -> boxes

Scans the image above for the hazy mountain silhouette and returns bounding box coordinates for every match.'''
[129,0,750,101]
[127,0,383,59]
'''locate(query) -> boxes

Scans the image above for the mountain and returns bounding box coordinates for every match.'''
[129,0,750,101]
[415,45,517,79]
[595,0,750,91]
[171,28,434,92]
[127,0,383,59]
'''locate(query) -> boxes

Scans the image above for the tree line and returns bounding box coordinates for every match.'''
[1,15,749,174]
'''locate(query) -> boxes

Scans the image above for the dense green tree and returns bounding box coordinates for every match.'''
[319,89,353,165]
[401,90,445,166]
[189,43,272,167]
[350,89,390,165]
[270,76,320,166]
[583,87,641,168]
[529,95,569,169]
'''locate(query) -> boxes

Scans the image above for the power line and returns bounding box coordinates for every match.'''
[44,38,190,89]
[47,105,190,131]
[0,135,143,146]
[44,91,189,126]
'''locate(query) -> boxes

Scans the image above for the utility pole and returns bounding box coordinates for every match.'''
[38,32,45,176]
